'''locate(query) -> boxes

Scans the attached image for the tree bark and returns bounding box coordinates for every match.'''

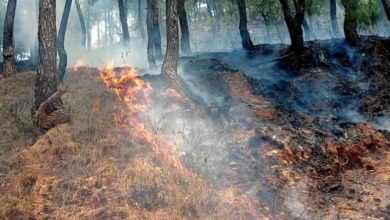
[237,0,254,50]
[330,0,342,38]
[177,0,191,55]
[161,0,181,88]
[146,0,157,70]
[341,0,359,45]
[118,0,130,49]
[75,0,86,48]
[138,0,146,40]
[57,0,72,83]
[33,0,70,143]
[279,0,306,55]
[2,0,17,77]
[152,0,163,60]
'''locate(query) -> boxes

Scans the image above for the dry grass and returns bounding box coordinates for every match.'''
[0,69,262,220]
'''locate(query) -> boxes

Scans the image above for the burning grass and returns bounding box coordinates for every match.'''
[0,68,267,219]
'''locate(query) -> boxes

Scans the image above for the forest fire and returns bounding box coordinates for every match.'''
[73,59,85,71]
[98,61,211,191]
[92,100,101,112]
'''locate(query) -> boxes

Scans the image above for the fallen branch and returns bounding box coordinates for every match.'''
[31,86,71,144]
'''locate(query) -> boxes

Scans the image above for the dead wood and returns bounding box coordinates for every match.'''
[31,86,70,144]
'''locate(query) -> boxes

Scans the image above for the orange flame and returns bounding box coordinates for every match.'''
[99,61,210,191]
[73,59,85,71]
[92,101,101,113]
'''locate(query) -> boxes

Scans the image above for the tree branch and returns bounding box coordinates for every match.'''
[37,86,68,113]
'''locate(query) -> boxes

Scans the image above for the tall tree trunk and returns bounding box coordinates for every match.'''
[161,0,180,88]
[33,0,70,143]
[138,0,146,40]
[237,0,254,50]
[105,6,108,46]
[152,0,163,60]
[262,12,272,44]
[35,0,58,107]
[206,0,213,17]
[86,0,92,50]
[302,18,311,41]
[275,25,284,43]
[118,0,130,49]
[382,0,390,32]
[75,0,86,48]
[177,0,191,55]
[29,0,39,67]
[279,0,306,55]
[109,8,113,45]
[330,0,342,38]
[146,0,157,70]
[2,0,17,77]
[308,16,317,39]
[341,0,359,45]
[86,12,91,50]
[97,20,100,48]
[384,0,390,19]
[57,0,72,83]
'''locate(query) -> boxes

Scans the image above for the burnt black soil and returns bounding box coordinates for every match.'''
[160,36,390,219]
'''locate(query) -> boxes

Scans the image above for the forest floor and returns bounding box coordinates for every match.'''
[1,36,390,220]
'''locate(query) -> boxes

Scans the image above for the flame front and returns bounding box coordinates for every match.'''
[99,61,210,191]
[73,59,85,71]
[92,101,101,113]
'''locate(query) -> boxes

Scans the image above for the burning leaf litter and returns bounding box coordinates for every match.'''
[98,61,211,191]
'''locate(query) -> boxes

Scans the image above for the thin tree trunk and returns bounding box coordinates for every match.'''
[237,0,254,50]
[75,0,86,48]
[29,0,39,67]
[109,8,113,45]
[118,0,130,48]
[330,0,342,37]
[105,6,108,46]
[275,25,284,43]
[152,0,163,60]
[86,10,91,50]
[384,0,390,20]
[57,0,72,83]
[138,0,146,40]
[177,0,191,55]
[161,0,180,88]
[146,0,157,70]
[206,0,213,17]
[33,0,70,143]
[279,0,306,55]
[97,20,100,48]
[302,18,311,41]
[2,0,17,77]
[341,0,359,45]
[262,11,272,44]
[308,16,317,39]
